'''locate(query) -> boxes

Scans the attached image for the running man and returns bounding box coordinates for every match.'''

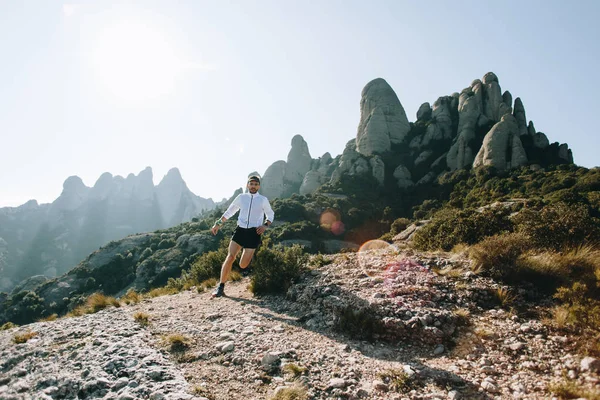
[210,175,274,297]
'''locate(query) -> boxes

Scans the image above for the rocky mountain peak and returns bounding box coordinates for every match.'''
[356,78,411,156]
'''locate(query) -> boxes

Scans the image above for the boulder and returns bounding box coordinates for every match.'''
[356,78,411,156]
[473,114,528,170]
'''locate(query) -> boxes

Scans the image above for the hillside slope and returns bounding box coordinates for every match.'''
[1,249,598,399]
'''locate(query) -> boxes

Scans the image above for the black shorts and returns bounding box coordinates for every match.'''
[231,226,262,249]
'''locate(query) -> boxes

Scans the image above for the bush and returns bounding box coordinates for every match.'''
[469,233,531,280]
[412,207,512,251]
[513,202,600,250]
[249,240,308,295]
[188,245,229,285]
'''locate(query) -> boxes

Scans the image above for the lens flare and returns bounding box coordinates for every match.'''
[358,239,395,276]
[320,209,344,235]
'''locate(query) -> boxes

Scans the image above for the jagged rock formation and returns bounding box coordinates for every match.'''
[259,72,575,202]
[355,78,411,156]
[0,168,215,292]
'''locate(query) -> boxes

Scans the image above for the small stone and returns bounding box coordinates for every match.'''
[480,380,499,393]
[216,341,235,353]
[329,378,346,388]
[581,357,600,372]
[372,380,389,391]
[448,390,461,399]
[261,352,281,368]
[509,342,526,351]
[433,345,445,355]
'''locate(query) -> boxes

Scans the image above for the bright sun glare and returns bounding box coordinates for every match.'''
[90,20,181,105]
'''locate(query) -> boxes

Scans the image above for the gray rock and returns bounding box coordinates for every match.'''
[473,114,528,170]
[261,160,287,199]
[369,156,385,186]
[328,378,347,388]
[580,357,600,372]
[417,102,432,121]
[284,135,312,184]
[299,170,322,195]
[216,341,235,353]
[558,143,573,163]
[393,165,413,189]
[356,78,411,156]
[513,98,528,136]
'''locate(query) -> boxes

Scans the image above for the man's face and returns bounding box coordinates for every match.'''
[247,181,260,193]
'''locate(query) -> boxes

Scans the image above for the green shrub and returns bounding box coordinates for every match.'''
[188,245,229,285]
[514,202,600,250]
[158,239,176,250]
[249,240,308,295]
[412,207,512,251]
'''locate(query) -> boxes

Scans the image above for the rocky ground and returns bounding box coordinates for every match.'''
[1,247,599,399]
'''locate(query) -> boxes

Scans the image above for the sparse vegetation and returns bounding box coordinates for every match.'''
[1,322,17,330]
[13,331,38,344]
[376,368,413,393]
[166,333,191,352]
[494,287,516,308]
[133,312,150,327]
[282,363,306,378]
[269,385,308,400]
[121,288,142,305]
[38,314,58,322]
[548,379,600,400]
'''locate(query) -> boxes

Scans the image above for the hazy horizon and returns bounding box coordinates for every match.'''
[2,0,599,208]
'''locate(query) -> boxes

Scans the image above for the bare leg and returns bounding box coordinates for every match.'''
[239,248,256,269]
[219,240,242,284]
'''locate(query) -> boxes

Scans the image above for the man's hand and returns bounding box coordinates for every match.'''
[256,224,268,235]
[211,225,220,235]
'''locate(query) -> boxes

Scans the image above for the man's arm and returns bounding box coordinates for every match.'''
[256,197,275,235]
[211,195,241,235]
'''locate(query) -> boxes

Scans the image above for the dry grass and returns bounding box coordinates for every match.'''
[1,322,17,330]
[165,333,191,352]
[146,287,179,298]
[68,293,121,316]
[453,308,471,326]
[121,288,142,305]
[474,327,496,340]
[469,233,530,279]
[230,271,243,282]
[200,278,218,290]
[282,363,306,378]
[133,312,150,327]
[432,265,463,278]
[13,331,38,344]
[269,385,308,400]
[548,379,600,400]
[518,245,600,287]
[494,287,516,308]
[37,314,58,322]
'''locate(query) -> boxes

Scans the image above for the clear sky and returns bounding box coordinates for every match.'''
[1,0,598,207]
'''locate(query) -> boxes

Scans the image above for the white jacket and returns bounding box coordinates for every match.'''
[222,192,275,228]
